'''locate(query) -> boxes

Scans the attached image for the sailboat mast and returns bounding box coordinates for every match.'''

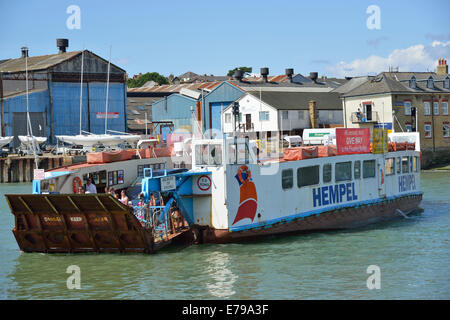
[105,45,111,135]
[25,51,38,169]
[79,50,84,135]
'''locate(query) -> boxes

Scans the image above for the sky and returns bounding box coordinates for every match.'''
[0,0,449,78]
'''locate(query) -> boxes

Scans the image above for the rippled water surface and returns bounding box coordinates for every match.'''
[0,171,449,299]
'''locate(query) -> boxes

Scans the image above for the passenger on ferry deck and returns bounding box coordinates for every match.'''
[85,178,97,194]
[77,186,85,194]
[113,192,119,199]
[108,187,115,196]
[120,190,129,205]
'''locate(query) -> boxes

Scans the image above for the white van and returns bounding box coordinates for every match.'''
[302,128,336,145]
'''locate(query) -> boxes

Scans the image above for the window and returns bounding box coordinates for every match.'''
[405,123,412,132]
[259,111,269,121]
[354,160,361,179]
[443,122,450,138]
[298,166,320,187]
[424,101,431,115]
[444,77,450,89]
[281,111,289,120]
[433,101,439,115]
[238,113,242,122]
[396,158,401,174]
[404,101,412,115]
[335,161,352,182]
[427,77,434,89]
[108,170,124,186]
[282,169,293,189]
[225,113,231,123]
[385,158,395,176]
[414,156,419,172]
[402,157,409,174]
[409,156,413,173]
[298,111,305,119]
[409,76,416,89]
[363,160,376,178]
[442,101,448,115]
[195,144,222,166]
[424,123,432,138]
[323,164,332,183]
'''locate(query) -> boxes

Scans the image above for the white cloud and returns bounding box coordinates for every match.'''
[326,41,450,78]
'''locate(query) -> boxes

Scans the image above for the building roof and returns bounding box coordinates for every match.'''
[332,76,374,94]
[246,91,342,110]
[343,72,450,97]
[0,50,126,74]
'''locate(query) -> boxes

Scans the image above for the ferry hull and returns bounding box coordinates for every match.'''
[201,193,423,243]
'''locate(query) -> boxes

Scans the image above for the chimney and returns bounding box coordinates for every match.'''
[309,72,318,83]
[285,68,294,82]
[56,38,69,53]
[437,57,448,75]
[233,69,244,81]
[260,67,269,83]
[21,47,29,58]
[309,100,318,128]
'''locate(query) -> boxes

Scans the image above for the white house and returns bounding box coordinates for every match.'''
[221,91,343,137]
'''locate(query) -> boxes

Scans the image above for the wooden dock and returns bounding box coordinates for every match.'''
[0,154,85,183]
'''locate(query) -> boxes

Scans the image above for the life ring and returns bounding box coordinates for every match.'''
[73,177,82,193]
[237,165,251,184]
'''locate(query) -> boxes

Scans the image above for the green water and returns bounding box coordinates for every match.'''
[0,172,449,299]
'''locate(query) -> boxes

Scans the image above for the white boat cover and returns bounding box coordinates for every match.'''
[0,136,13,148]
[56,134,141,147]
[18,135,47,145]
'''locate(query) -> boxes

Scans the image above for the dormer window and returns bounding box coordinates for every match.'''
[409,76,416,89]
[444,76,450,89]
[427,76,434,89]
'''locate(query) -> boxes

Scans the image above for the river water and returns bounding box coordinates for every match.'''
[0,171,448,300]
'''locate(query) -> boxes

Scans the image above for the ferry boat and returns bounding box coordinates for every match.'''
[4,129,422,253]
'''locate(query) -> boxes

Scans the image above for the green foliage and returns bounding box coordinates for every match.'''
[127,72,169,87]
[227,67,252,77]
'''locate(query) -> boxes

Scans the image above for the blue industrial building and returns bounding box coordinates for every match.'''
[0,39,127,148]
[151,81,245,136]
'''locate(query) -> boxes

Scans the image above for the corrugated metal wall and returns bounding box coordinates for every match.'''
[3,82,127,146]
[152,94,196,133]
[51,82,89,136]
[203,82,244,131]
[3,90,50,147]
[85,82,126,134]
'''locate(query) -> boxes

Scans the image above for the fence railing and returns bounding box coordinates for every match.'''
[351,111,379,123]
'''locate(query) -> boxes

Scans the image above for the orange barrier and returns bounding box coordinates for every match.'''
[87,150,132,163]
[283,146,318,161]
[318,145,337,157]
[144,146,173,158]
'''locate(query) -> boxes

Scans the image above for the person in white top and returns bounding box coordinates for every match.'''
[85,178,97,194]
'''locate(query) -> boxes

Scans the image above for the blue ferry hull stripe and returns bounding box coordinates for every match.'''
[229,191,423,232]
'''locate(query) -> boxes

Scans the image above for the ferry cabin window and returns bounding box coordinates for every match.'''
[298,165,320,188]
[195,144,223,166]
[402,157,409,173]
[414,156,419,172]
[335,162,352,182]
[385,158,395,176]
[396,158,401,174]
[282,169,293,189]
[409,156,413,172]
[363,160,376,178]
[323,164,332,183]
[354,161,361,179]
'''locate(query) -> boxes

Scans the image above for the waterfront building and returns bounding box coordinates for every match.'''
[341,59,450,168]
[0,39,127,147]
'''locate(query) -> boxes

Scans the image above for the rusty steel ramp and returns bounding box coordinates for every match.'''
[5,194,157,254]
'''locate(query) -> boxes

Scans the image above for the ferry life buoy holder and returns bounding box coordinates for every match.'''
[73,177,82,193]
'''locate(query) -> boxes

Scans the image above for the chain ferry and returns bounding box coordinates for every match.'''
[5,129,422,253]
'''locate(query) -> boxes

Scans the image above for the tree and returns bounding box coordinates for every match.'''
[227,67,252,77]
[127,72,169,87]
